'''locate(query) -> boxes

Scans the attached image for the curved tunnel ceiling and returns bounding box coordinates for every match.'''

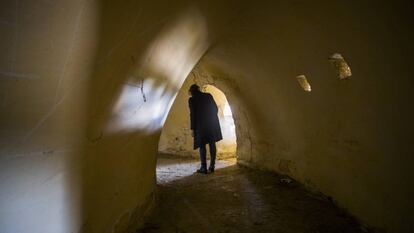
[0,1,412,233]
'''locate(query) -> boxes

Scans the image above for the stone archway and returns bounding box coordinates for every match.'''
[158,83,237,159]
[157,65,254,164]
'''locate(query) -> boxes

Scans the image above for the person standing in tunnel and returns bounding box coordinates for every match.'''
[189,84,223,174]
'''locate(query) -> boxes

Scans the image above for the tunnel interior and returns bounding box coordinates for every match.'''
[0,1,413,233]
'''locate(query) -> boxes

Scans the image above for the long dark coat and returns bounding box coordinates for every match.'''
[189,92,223,149]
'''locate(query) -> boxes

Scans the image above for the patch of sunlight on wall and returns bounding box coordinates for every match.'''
[203,85,237,156]
[106,8,209,133]
[296,74,312,92]
[329,53,352,80]
[223,102,232,116]
[107,79,176,133]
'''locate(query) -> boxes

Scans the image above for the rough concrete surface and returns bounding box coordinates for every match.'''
[156,154,236,184]
[138,156,368,233]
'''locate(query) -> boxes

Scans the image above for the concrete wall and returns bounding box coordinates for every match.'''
[163,1,414,232]
[1,1,413,233]
[0,1,208,233]
[195,2,414,232]
[0,1,98,232]
[159,81,237,158]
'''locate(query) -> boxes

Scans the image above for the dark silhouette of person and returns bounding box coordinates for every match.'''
[188,84,223,174]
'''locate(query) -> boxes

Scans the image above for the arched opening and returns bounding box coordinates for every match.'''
[201,84,237,159]
[156,81,237,183]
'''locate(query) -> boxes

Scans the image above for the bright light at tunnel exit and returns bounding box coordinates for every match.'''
[203,85,237,151]
[223,102,232,117]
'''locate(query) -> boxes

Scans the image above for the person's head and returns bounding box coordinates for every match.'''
[189,84,200,96]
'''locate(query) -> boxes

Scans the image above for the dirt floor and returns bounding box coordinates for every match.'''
[138,156,368,233]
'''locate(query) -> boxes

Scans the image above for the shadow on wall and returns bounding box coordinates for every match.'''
[158,81,237,159]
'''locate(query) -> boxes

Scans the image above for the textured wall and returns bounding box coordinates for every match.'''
[195,2,414,232]
[0,1,208,233]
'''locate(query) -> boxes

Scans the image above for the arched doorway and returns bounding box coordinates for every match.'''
[200,84,237,158]
[157,82,237,183]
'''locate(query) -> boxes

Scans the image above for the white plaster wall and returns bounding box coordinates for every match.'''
[0,1,208,233]
[0,1,98,232]
[196,2,414,231]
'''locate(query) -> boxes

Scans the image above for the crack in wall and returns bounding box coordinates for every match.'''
[0,71,39,80]
[53,0,88,103]
[6,77,88,154]
[9,0,19,72]
[140,79,147,102]
[86,131,103,143]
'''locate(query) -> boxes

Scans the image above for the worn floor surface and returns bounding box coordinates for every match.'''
[138,156,367,233]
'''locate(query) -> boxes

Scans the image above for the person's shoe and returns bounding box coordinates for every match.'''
[208,166,215,173]
[196,167,208,174]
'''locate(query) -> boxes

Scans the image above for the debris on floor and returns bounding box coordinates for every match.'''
[280,177,293,184]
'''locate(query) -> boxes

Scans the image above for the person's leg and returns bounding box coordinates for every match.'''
[197,144,207,173]
[208,142,216,172]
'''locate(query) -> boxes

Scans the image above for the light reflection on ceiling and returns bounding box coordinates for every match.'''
[107,9,209,133]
